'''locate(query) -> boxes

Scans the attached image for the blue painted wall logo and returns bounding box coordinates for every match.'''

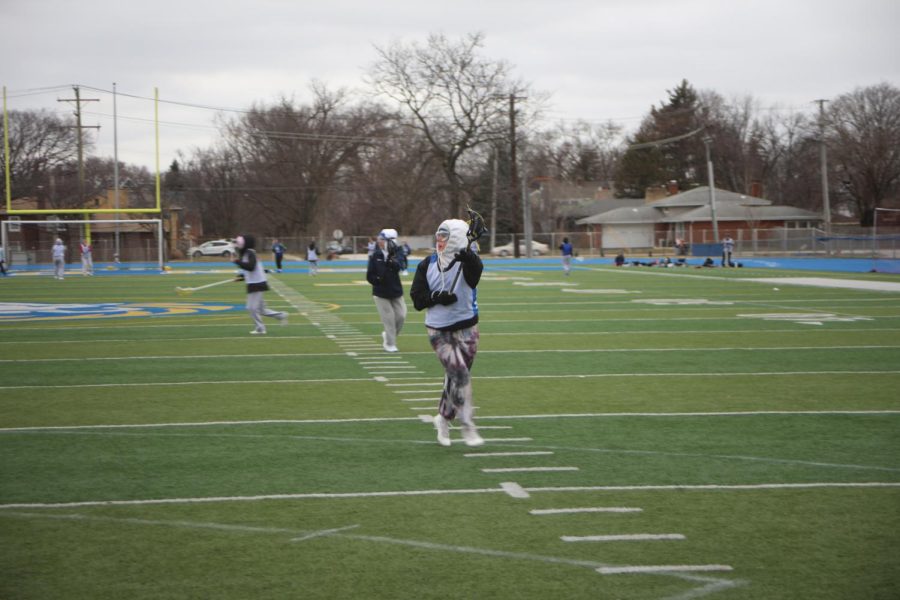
[0,302,241,321]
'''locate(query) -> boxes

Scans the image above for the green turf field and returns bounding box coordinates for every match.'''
[1,263,899,599]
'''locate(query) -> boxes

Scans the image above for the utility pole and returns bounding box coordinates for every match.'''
[490,145,498,252]
[113,82,121,260]
[703,136,720,243]
[58,86,100,207]
[507,93,526,257]
[814,99,832,250]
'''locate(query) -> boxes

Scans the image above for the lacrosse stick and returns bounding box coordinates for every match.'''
[449,207,488,292]
[175,278,238,296]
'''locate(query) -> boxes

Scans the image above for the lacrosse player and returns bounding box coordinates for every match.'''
[559,237,574,276]
[52,238,66,279]
[410,212,485,447]
[367,228,406,353]
[233,234,287,334]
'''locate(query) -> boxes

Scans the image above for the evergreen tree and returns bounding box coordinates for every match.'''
[614,79,705,197]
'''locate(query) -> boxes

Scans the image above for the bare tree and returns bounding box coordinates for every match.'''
[220,83,393,237]
[751,110,822,210]
[530,119,623,184]
[827,82,900,225]
[347,130,446,235]
[180,146,247,238]
[1,109,81,205]
[367,32,529,216]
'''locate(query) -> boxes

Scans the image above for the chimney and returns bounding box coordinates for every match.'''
[750,181,763,198]
[666,180,679,196]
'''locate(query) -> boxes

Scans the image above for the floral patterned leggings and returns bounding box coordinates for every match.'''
[427,325,480,425]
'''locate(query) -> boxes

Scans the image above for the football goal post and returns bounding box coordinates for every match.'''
[1,218,165,271]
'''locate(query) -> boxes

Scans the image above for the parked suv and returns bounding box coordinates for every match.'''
[490,240,550,257]
[188,239,238,258]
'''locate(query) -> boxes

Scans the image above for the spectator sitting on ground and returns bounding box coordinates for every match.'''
[614,252,625,267]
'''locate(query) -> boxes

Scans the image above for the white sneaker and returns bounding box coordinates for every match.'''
[461,424,484,447]
[382,331,398,353]
[250,329,266,335]
[433,414,451,447]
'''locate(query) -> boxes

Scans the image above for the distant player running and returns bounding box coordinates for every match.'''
[233,233,287,335]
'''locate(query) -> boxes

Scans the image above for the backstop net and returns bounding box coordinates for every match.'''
[1,218,165,271]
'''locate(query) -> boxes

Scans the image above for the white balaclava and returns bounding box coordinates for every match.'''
[378,228,398,258]
[436,219,468,271]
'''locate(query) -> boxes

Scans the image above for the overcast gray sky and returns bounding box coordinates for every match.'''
[3,0,898,170]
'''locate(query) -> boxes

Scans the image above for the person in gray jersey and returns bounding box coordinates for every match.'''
[410,218,484,447]
[52,238,66,279]
[233,233,288,335]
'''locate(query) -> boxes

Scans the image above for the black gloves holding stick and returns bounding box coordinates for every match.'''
[430,290,457,305]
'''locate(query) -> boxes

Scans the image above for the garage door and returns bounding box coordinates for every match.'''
[602,225,654,250]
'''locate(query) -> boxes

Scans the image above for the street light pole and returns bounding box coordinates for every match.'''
[703,136,720,243]
[815,99,832,254]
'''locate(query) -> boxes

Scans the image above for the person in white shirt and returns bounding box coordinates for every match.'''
[52,238,66,279]
[306,240,319,276]
[80,239,94,276]
[722,236,735,267]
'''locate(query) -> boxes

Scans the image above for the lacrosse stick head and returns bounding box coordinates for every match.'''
[465,207,488,244]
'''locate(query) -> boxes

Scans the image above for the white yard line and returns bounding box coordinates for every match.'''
[598,565,732,575]
[562,534,685,542]
[530,507,642,515]
[466,452,555,458]
[2,481,898,511]
[482,467,579,473]
[5,370,899,390]
[6,345,899,363]
[2,409,898,432]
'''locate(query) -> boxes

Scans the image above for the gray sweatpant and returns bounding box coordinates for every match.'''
[374,295,407,347]
[246,291,285,332]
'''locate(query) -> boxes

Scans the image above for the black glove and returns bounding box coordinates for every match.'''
[431,291,458,306]
[455,248,476,264]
